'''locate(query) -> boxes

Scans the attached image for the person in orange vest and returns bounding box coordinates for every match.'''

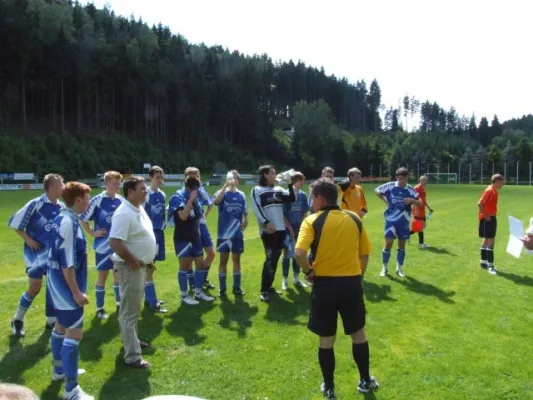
[409,175,433,248]
[338,168,368,218]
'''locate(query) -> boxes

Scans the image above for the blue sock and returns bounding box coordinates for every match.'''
[233,272,241,290]
[178,270,189,295]
[187,270,195,289]
[51,330,64,375]
[382,249,391,265]
[397,248,406,266]
[194,269,204,292]
[145,282,157,308]
[95,285,105,309]
[219,273,227,292]
[113,283,121,304]
[62,338,79,393]
[282,257,290,278]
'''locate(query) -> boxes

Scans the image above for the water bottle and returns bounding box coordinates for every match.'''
[276,168,295,183]
[427,212,432,220]
[226,171,235,184]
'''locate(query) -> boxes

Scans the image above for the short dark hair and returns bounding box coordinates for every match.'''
[396,167,408,177]
[311,178,338,206]
[149,165,164,177]
[62,182,91,207]
[292,172,305,183]
[185,175,201,190]
[258,165,274,186]
[123,176,145,198]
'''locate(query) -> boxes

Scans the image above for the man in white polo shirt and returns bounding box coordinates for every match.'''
[109,176,156,369]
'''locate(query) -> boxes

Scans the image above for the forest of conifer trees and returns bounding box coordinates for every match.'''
[1,0,532,179]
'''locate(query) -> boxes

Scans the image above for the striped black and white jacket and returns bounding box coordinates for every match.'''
[251,184,296,233]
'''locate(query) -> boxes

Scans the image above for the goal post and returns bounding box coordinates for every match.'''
[423,173,457,184]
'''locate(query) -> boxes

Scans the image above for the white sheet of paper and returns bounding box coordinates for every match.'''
[507,216,524,258]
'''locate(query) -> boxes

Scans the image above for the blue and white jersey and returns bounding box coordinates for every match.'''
[284,189,309,226]
[47,208,88,311]
[80,191,123,256]
[197,186,213,225]
[214,189,248,240]
[144,187,166,231]
[375,181,419,223]
[8,194,65,269]
[167,188,203,228]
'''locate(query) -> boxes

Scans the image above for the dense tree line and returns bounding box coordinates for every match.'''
[0,0,531,180]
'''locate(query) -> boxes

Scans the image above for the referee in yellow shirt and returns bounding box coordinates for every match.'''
[295,178,379,399]
[338,167,368,218]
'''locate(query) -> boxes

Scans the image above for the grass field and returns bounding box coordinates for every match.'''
[1,183,533,400]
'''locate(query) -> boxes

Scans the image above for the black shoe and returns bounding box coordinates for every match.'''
[320,383,337,399]
[45,320,56,330]
[151,304,168,313]
[203,280,216,290]
[116,304,120,313]
[11,319,25,338]
[96,309,109,320]
[260,292,270,302]
[357,377,379,393]
[219,290,227,298]
[267,287,282,295]
[232,288,245,296]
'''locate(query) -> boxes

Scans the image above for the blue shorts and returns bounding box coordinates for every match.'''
[216,238,244,254]
[95,252,114,271]
[175,238,203,258]
[56,308,84,329]
[200,224,213,248]
[154,230,166,261]
[384,220,411,240]
[26,265,46,280]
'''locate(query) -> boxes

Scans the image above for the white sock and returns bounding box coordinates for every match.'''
[46,316,57,324]
[14,306,28,321]
[294,275,300,282]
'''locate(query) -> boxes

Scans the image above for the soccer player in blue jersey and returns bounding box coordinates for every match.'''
[184,167,216,291]
[213,170,248,297]
[142,166,168,313]
[47,181,93,400]
[80,171,123,319]
[375,167,422,278]
[168,175,214,305]
[282,172,309,289]
[9,173,65,337]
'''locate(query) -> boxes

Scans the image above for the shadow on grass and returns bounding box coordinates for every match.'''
[263,286,309,325]
[165,302,214,346]
[0,330,51,384]
[79,312,119,362]
[419,246,457,256]
[497,271,533,287]
[219,295,259,338]
[138,307,164,346]
[388,275,456,304]
[98,353,151,400]
[363,281,397,303]
[41,379,62,399]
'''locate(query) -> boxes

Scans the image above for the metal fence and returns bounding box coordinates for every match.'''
[361,162,533,185]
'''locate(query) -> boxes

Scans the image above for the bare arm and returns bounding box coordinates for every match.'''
[204,204,213,218]
[477,202,490,220]
[295,248,312,273]
[15,229,41,250]
[360,255,369,276]
[376,193,388,206]
[213,185,228,206]
[62,267,89,306]
[80,221,106,238]
[178,191,198,221]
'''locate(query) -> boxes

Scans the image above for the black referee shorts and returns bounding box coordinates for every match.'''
[308,276,366,337]
[479,216,497,239]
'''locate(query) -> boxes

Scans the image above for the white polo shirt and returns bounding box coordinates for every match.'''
[110,199,157,264]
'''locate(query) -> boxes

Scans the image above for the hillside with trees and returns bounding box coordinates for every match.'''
[0,0,532,180]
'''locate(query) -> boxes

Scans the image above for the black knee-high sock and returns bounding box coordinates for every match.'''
[418,231,425,245]
[480,248,487,267]
[486,247,494,265]
[352,342,370,381]
[318,348,335,391]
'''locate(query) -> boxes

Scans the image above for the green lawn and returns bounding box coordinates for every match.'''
[0,184,532,400]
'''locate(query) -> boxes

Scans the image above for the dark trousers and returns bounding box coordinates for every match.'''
[260,231,286,292]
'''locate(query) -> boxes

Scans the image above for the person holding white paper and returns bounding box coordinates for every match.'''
[477,174,505,275]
